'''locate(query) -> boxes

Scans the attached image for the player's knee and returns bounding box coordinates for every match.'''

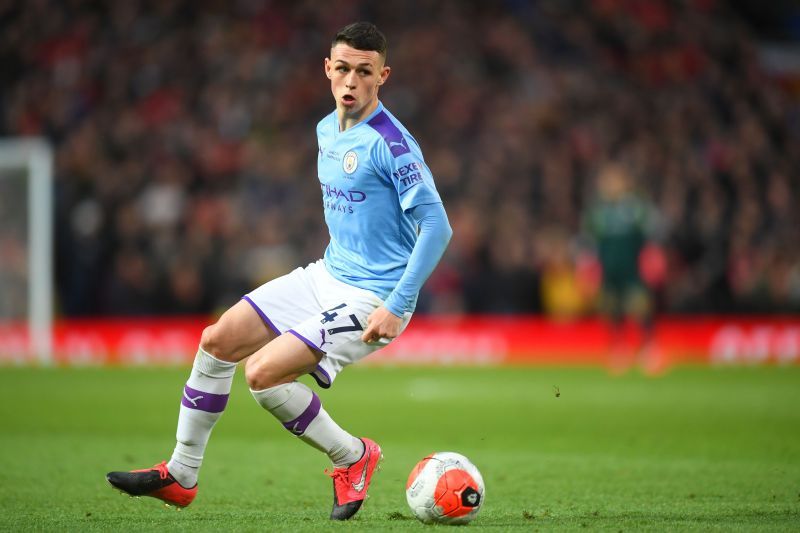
[244,358,281,390]
[200,323,238,363]
[244,360,266,390]
[244,368,264,390]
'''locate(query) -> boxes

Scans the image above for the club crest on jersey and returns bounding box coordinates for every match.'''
[343,151,358,174]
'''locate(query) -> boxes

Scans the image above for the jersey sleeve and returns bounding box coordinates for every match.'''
[368,121,442,211]
[383,202,452,316]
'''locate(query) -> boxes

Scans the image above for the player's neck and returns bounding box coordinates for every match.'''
[338,99,380,132]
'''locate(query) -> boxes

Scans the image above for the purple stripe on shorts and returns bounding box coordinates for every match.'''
[181,385,229,413]
[287,329,323,352]
[282,393,321,436]
[242,295,281,335]
[310,365,332,389]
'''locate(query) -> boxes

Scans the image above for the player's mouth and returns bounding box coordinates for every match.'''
[341,94,356,106]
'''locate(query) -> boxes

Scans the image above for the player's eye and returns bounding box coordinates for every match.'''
[336,66,348,73]
[358,69,371,76]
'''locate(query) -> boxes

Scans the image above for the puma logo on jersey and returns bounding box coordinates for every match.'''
[389,138,408,151]
[367,111,412,157]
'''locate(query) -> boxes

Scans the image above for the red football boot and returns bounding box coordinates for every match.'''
[106,461,197,508]
[327,438,382,520]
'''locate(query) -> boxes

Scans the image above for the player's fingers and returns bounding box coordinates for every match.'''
[361,325,377,342]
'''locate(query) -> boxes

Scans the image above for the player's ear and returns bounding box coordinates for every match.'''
[378,65,391,85]
[324,57,332,79]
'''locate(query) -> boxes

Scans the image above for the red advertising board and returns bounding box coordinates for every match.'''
[0,315,798,367]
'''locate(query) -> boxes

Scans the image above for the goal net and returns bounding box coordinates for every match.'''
[0,138,53,363]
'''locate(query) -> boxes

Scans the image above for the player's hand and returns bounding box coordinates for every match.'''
[361,306,402,343]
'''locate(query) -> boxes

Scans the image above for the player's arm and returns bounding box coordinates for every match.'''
[361,202,452,342]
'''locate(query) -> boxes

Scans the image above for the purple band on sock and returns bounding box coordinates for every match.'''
[282,393,321,436]
[181,385,229,413]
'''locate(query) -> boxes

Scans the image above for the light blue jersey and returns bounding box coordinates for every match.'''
[317,101,443,305]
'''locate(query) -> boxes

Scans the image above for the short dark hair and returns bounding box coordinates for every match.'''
[332,22,387,59]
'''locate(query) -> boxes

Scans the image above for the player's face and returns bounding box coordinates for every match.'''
[325,44,390,125]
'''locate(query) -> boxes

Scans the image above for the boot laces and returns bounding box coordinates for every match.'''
[152,461,170,480]
[325,467,349,484]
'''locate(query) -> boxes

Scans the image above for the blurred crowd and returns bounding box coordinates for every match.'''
[2,0,799,317]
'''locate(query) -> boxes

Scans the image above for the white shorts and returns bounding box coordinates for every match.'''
[243,259,412,388]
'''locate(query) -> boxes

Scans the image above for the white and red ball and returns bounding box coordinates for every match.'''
[405,452,485,525]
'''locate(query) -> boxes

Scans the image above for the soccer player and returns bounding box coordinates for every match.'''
[583,163,663,373]
[106,22,452,520]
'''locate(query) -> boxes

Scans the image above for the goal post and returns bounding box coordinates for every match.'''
[0,138,53,363]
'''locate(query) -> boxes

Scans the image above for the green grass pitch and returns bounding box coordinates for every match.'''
[0,365,798,531]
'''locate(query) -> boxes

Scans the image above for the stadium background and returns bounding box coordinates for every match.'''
[2,0,800,367]
[1,1,799,530]
[3,0,799,318]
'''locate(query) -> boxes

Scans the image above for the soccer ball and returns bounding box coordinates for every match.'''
[405,452,485,525]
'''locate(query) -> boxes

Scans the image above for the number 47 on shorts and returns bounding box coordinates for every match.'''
[320,303,364,335]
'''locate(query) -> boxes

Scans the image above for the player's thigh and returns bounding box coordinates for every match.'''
[201,299,277,362]
[244,262,325,335]
[244,333,322,390]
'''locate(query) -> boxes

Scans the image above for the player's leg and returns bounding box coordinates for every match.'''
[248,269,414,519]
[106,299,275,506]
[246,334,364,465]
[626,285,663,375]
[601,285,631,373]
[245,332,381,520]
[168,299,276,486]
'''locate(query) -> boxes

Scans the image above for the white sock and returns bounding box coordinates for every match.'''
[251,382,364,467]
[168,348,236,487]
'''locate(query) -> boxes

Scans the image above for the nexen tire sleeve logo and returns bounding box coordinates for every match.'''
[393,161,425,193]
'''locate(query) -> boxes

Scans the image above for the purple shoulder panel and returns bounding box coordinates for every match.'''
[367,111,411,158]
